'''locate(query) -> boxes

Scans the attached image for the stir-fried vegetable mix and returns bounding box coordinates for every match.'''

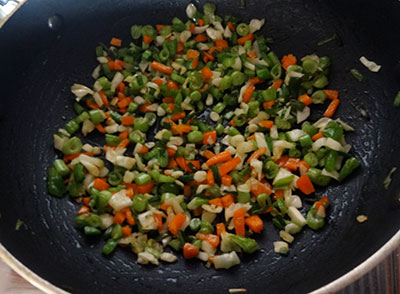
[47,3,360,268]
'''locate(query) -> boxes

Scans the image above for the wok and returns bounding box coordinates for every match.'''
[0,0,399,293]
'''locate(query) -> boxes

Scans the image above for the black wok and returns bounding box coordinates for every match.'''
[0,0,399,293]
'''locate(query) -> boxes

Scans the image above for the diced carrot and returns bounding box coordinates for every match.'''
[197,18,204,26]
[113,59,125,70]
[209,198,223,207]
[215,39,228,49]
[187,49,200,59]
[229,119,236,127]
[168,213,186,236]
[139,103,153,112]
[153,79,164,86]
[298,94,313,106]
[205,150,232,167]
[221,175,233,186]
[86,100,100,110]
[121,115,135,125]
[245,215,264,233]
[156,25,166,31]
[162,97,174,103]
[271,79,283,90]
[247,50,257,59]
[117,138,129,148]
[216,223,226,236]
[171,112,186,121]
[207,169,215,186]
[273,189,284,200]
[183,242,199,259]
[119,130,129,139]
[249,77,264,85]
[259,120,274,128]
[176,157,188,171]
[93,178,109,191]
[171,124,191,135]
[160,203,171,211]
[201,66,213,79]
[250,181,273,196]
[138,145,149,154]
[227,21,235,31]
[192,57,199,69]
[99,90,109,107]
[194,34,207,42]
[177,41,184,53]
[166,147,177,157]
[83,197,90,206]
[238,33,254,45]
[221,194,235,208]
[113,211,126,224]
[151,61,173,74]
[167,158,178,169]
[323,90,339,100]
[187,160,200,169]
[219,157,241,176]
[63,152,92,162]
[209,46,223,53]
[233,208,245,236]
[203,150,215,159]
[122,225,132,237]
[276,156,300,171]
[110,37,122,47]
[281,54,297,70]
[312,132,324,141]
[189,22,195,33]
[136,182,154,194]
[297,174,315,195]
[263,100,275,109]
[168,80,179,90]
[243,84,255,103]
[203,130,217,145]
[118,82,125,92]
[153,213,163,230]
[143,34,153,44]
[125,187,134,199]
[247,147,267,164]
[203,51,215,61]
[324,98,340,118]
[117,97,133,108]
[78,206,90,215]
[196,233,220,248]
[117,92,126,101]
[183,185,192,196]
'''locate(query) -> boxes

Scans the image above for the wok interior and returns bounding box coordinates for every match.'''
[0,0,399,293]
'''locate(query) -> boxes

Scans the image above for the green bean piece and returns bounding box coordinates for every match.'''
[304,152,319,167]
[47,167,66,197]
[129,130,145,144]
[231,71,246,86]
[307,168,331,186]
[350,68,364,82]
[256,67,271,80]
[74,163,85,183]
[199,221,214,233]
[257,193,271,207]
[276,198,288,214]
[105,134,122,146]
[103,239,118,255]
[325,150,337,172]
[319,56,331,69]
[313,75,329,89]
[73,102,86,115]
[168,239,182,251]
[64,120,80,135]
[134,117,150,132]
[213,102,227,114]
[302,122,318,137]
[190,90,202,102]
[132,194,148,213]
[299,134,313,148]
[108,171,123,186]
[219,75,232,91]
[302,59,319,74]
[75,112,89,124]
[95,191,112,213]
[289,148,301,158]
[75,213,103,228]
[263,161,279,179]
[229,235,259,254]
[322,122,343,141]
[127,102,139,113]
[216,123,225,136]
[89,109,105,124]
[172,17,186,32]
[188,131,204,143]
[131,25,142,39]
[171,73,186,85]
[189,218,201,231]
[262,87,277,102]
[62,137,82,155]
[306,205,325,230]
[315,148,328,160]
[237,191,251,203]
[247,101,259,118]
[84,226,101,236]
[227,127,240,136]
[135,173,152,185]
[311,90,327,104]
[159,25,172,36]
[53,159,70,177]
[233,113,247,127]
[236,23,250,36]
[394,91,400,107]
[274,117,291,130]
[339,157,360,182]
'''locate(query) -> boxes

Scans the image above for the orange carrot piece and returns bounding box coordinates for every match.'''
[162,97,174,103]
[197,18,204,26]
[312,132,324,141]
[298,94,313,106]
[201,66,213,79]
[95,124,106,133]
[245,215,264,233]
[324,98,340,118]
[187,49,200,59]
[160,203,170,211]
[192,57,199,69]
[219,157,241,176]
[118,82,125,92]
[237,33,254,45]
[156,24,166,31]
[171,124,191,135]
[167,80,179,90]
[78,206,90,215]
[215,39,228,49]
[153,79,164,86]
[216,223,226,236]
[117,138,129,149]
[119,130,129,139]
[171,112,186,122]
[233,207,245,236]
[86,100,100,110]
[227,21,235,31]
[271,79,283,90]
[113,211,126,224]
[207,169,215,186]
[281,54,297,70]
[176,157,188,171]
[196,233,220,248]
[177,41,184,53]
[221,175,232,186]
[247,50,257,59]
[153,213,163,230]
[125,187,134,198]
[189,23,195,33]
[247,147,267,164]
[166,147,177,157]
[259,120,274,128]
[99,90,109,106]
[122,225,132,237]
[243,85,255,103]
[249,77,264,85]
[203,130,217,145]
[221,194,235,208]
[194,34,207,42]
[187,160,200,169]
[83,197,90,206]
[203,150,215,159]
[168,213,186,236]
[167,158,178,169]
[250,181,272,196]
[273,189,284,200]
[183,242,199,259]
[209,198,223,207]
[136,182,154,194]
[117,97,133,108]
[121,115,135,125]
[93,178,109,191]
[110,37,122,47]
[113,59,125,70]
[63,152,92,162]
[263,100,275,109]
[205,150,232,167]
[138,145,149,154]
[151,61,173,74]
[297,174,315,195]
[203,51,215,61]
[143,34,153,44]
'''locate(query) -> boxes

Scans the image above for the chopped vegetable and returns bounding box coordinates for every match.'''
[383,167,397,190]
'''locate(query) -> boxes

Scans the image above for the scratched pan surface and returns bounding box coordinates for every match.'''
[0,0,399,293]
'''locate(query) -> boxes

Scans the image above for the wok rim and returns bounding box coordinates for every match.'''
[0,229,399,293]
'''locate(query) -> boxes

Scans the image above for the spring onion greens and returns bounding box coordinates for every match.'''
[46,3,360,268]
